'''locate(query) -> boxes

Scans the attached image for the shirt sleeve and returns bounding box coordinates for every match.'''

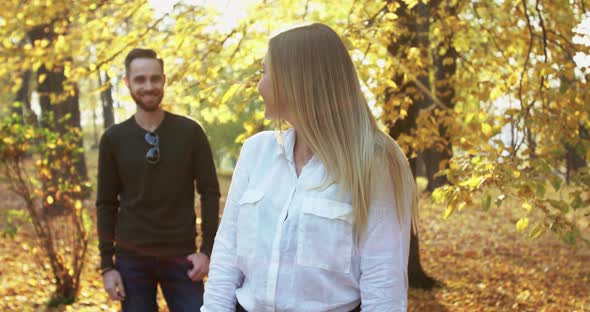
[201,139,252,312]
[359,172,411,311]
[193,123,221,257]
[96,130,120,270]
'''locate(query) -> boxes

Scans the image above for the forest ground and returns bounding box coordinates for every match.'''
[0,157,588,312]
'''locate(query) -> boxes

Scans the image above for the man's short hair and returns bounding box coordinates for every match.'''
[124,48,164,77]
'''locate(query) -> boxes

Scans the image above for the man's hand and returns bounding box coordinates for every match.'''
[186,252,210,281]
[103,269,126,301]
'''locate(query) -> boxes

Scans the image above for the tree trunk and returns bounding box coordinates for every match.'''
[13,69,40,125]
[91,101,99,149]
[98,71,115,129]
[566,144,586,184]
[425,1,458,192]
[12,37,37,124]
[384,0,438,290]
[37,63,88,187]
[28,23,89,304]
[31,25,88,211]
[13,69,39,157]
[560,74,587,183]
[566,125,588,184]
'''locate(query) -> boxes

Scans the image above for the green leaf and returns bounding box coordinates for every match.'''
[559,82,568,94]
[541,161,552,173]
[535,184,546,198]
[547,199,568,212]
[550,177,562,192]
[481,194,491,211]
[2,222,17,239]
[528,223,544,239]
[570,192,583,210]
[563,231,577,245]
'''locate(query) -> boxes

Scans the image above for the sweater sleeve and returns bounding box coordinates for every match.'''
[193,123,221,257]
[96,130,120,270]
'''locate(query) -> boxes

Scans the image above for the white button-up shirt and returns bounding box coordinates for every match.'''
[202,129,411,312]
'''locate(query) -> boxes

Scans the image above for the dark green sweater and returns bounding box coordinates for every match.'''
[96,111,220,270]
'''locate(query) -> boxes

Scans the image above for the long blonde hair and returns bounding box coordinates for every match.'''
[268,23,417,237]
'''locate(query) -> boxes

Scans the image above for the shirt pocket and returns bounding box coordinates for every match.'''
[297,197,354,273]
[236,189,264,258]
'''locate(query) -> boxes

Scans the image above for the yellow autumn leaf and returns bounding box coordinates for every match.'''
[400,109,408,119]
[38,73,48,84]
[442,57,454,66]
[64,62,71,78]
[46,196,54,205]
[443,200,457,219]
[384,12,398,20]
[457,202,466,211]
[516,290,531,302]
[432,186,450,204]
[403,0,419,9]
[54,35,67,53]
[516,217,529,232]
[522,202,532,212]
[481,123,492,136]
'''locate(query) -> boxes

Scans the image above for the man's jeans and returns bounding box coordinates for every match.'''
[115,254,204,312]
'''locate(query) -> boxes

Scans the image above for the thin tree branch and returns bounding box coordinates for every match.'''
[229,23,253,62]
[535,0,548,62]
[535,0,548,111]
[519,0,534,113]
[546,29,577,51]
[302,0,310,20]
[346,0,360,27]
[533,33,574,62]
[91,12,170,74]
[367,2,389,27]
[471,2,512,67]
[510,1,537,157]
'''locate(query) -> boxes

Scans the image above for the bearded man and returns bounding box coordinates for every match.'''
[96,48,220,311]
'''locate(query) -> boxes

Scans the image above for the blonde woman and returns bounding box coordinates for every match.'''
[202,23,416,312]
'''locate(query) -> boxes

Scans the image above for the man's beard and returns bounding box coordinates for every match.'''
[131,90,163,112]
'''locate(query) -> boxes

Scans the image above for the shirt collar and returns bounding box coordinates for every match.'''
[280,128,320,168]
[279,128,296,163]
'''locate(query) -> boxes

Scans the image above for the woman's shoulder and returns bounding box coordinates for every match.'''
[242,130,282,149]
[237,130,289,164]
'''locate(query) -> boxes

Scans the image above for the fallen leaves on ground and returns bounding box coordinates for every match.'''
[0,186,588,311]
[410,196,590,312]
